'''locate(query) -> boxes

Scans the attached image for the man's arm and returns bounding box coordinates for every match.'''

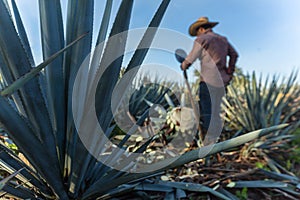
[181,39,203,70]
[227,42,238,74]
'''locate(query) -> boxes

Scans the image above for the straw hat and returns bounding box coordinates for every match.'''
[189,17,219,36]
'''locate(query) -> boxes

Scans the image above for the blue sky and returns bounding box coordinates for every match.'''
[14,0,300,82]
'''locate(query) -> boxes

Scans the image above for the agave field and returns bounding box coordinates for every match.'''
[0,0,299,199]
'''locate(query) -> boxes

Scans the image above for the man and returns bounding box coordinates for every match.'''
[181,17,238,146]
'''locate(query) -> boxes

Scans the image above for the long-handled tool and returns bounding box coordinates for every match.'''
[175,49,203,146]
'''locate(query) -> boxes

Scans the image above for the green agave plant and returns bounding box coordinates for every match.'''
[0,0,289,199]
[223,71,299,134]
[222,71,300,187]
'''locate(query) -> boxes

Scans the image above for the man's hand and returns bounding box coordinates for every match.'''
[226,67,235,75]
[181,60,191,71]
[225,67,235,86]
[180,63,187,71]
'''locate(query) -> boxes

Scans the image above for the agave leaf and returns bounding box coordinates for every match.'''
[0,1,88,181]
[244,77,256,130]
[125,0,171,73]
[95,0,113,47]
[164,192,176,200]
[224,71,299,135]
[217,188,240,200]
[39,0,66,170]
[64,0,93,87]
[67,0,134,197]
[9,0,35,67]
[0,0,54,143]
[62,1,95,196]
[0,168,23,190]
[107,0,172,156]
[270,74,297,126]
[0,33,87,97]
[89,0,113,82]
[96,184,137,200]
[176,188,187,199]
[135,182,173,192]
[157,181,231,200]
[0,56,13,87]
[0,54,26,115]
[251,72,257,107]
[0,183,37,199]
[280,186,300,196]
[83,125,116,184]
[266,80,280,122]
[82,1,171,192]
[0,96,68,199]
[226,86,248,129]
[156,124,288,172]
[0,163,28,187]
[67,0,136,194]
[1,6,69,192]
[263,77,277,111]
[226,180,288,188]
[94,0,134,132]
[64,0,94,130]
[272,159,297,176]
[258,169,300,185]
[82,124,288,199]
[0,143,53,196]
[269,134,294,141]
[261,74,269,105]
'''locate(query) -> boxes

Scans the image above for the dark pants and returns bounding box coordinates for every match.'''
[199,82,225,144]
